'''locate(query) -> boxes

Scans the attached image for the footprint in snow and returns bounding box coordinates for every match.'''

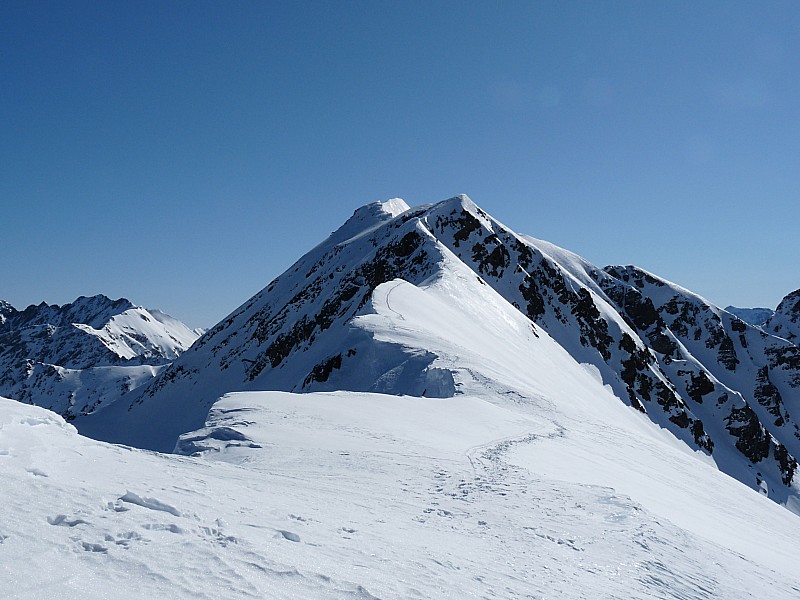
[199,525,238,546]
[105,500,130,512]
[48,515,89,527]
[142,523,184,534]
[119,491,181,517]
[104,531,143,547]
[276,530,301,542]
[81,541,108,553]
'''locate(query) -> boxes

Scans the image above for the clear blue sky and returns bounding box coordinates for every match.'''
[2,1,798,328]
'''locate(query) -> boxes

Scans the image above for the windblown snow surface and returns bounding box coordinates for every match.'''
[2,249,800,598]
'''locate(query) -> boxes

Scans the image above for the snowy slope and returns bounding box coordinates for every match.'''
[76,195,800,509]
[77,199,440,449]
[0,295,199,417]
[5,194,800,597]
[2,264,799,595]
[4,385,800,596]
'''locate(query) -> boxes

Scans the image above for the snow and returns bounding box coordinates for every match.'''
[379,197,411,217]
[3,195,800,597]
[73,306,199,362]
[74,195,800,504]
[4,382,800,598]
[0,297,200,418]
[8,262,799,595]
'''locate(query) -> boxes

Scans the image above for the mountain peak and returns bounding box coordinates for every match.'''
[14,295,135,330]
[765,289,800,343]
[47,195,800,510]
[378,198,411,217]
[776,289,800,316]
[433,193,479,214]
[324,199,411,247]
[0,293,200,418]
[6,194,800,597]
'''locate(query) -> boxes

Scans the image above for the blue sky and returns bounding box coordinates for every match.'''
[2,1,798,328]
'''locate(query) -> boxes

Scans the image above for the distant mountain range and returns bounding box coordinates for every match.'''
[724,305,774,326]
[0,295,200,418]
[725,295,800,341]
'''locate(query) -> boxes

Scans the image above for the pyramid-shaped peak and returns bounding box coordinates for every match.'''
[433,194,479,212]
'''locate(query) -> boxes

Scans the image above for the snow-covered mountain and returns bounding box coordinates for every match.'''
[4,195,800,598]
[764,289,800,343]
[725,305,774,326]
[76,195,800,511]
[0,295,200,418]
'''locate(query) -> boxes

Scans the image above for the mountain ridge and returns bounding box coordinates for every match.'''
[4,194,800,597]
[0,294,200,418]
[73,195,800,511]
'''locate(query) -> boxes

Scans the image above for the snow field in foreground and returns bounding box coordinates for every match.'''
[2,391,800,599]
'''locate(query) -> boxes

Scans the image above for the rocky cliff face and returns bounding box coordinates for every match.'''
[594,266,799,489]
[0,295,199,417]
[765,289,800,344]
